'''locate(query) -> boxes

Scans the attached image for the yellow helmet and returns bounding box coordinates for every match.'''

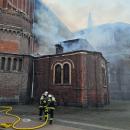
[42,91,48,96]
[48,94,52,98]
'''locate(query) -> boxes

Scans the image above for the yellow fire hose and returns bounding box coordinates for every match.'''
[0,106,48,130]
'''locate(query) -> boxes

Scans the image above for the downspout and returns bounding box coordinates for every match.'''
[95,56,98,107]
[31,59,34,98]
[31,0,35,99]
[106,62,110,104]
[31,33,35,99]
[80,54,84,106]
[48,56,50,92]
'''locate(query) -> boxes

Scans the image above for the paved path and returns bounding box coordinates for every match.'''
[0,117,128,130]
[56,119,127,130]
[38,124,83,130]
[0,116,82,130]
[0,120,127,130]
[1,101,130,130]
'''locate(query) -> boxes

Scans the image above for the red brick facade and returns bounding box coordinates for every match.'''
[0,40,19,53]
[0,0,34,17]
[34,51,109,107]
[0,1,109,106]
[0,0,35,104]
[0,53,33,104]
[0,0,35,54]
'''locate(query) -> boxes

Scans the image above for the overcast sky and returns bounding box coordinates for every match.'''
[42,0,130,32]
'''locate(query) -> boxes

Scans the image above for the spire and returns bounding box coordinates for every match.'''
[87,12,93,29]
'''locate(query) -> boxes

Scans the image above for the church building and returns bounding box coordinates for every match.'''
[0,0,109,107]
[34,43,109,107]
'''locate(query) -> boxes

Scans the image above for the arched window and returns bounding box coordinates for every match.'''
[18,59,23,71]
[1,57,5,70]
[55,64,62,84]
[53,62,72,85]
[102,67,107,86]
[12,58,17,70]
[63,63,70,84]
[6,58,11,71]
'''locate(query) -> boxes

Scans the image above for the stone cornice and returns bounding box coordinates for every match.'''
[0,7,32,23]
[0,24,32,38]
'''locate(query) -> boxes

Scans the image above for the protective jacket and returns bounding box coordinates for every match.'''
[39,95,48,121]
[48,96,56,124]
[39,95,48,108]
[48,97,56,110]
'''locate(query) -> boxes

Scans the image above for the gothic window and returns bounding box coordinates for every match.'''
[63,63,70,84]
[6,58,11,71]
[102,67,107,86]
[54,62,71,85]
[55,64,62,84]
[1,57,5,70]
[12,58,17,70]
[18,59,23,71]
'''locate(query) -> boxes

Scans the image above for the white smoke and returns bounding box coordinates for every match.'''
[33,0,73,55]
[75,22,130,100]
[61,39,95,52]
[75,22,130,63]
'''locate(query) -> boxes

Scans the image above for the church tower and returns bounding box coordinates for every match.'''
[87,12,93,29]
[0,0,35,54]
[0,0,35,104]
[0,0,35,17]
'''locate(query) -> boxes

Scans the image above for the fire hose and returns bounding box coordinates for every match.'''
[0,106,48,130]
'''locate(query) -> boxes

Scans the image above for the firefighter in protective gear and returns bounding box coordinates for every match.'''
[39,91,48,121]
[48,94,56,124]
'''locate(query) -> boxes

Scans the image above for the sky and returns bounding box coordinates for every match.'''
[42,0,130,32]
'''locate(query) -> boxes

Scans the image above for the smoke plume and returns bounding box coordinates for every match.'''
[75,22,130,63]
[33,0,73,55]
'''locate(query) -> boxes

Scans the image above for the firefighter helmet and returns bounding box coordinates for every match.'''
[48,94,52,98]
[42,91,48,96]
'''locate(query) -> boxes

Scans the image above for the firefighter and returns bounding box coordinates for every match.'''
[39,91,48,121]
[48,94,56,124]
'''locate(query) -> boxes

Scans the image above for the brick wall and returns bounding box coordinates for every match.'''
[0,0,4,7]
[84,54,109,106]
[0,0,35,55]
[0,30,32,54]
[0,0,35,104]
[34,51,109,107]
[0,0,34,17]
[0,9,32,32]
[34,57,50,99]
[0,40,19,53]
[0,53,32,104]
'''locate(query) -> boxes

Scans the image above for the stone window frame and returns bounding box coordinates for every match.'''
[12,58,17,71]
[0,57,6,70]
[12,57,23,72]
[101,64,107,87]
[18,58,23,72]
[6,0,30,17]
[63,62,72,85]
[6,57,11,71]
[0,56,23,72]
[54,63,62,84]
[53,62,72,85]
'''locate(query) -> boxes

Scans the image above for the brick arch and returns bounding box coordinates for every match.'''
[52,60,73,85]
[53,63,62,84]
[51,58,75,70]
[63,59,75,69]
[63,62,72,84]
[5,0,32,15]
[0,40,19,53]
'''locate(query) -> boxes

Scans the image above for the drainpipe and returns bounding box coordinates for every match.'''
[95,56,98,107]
[31,0,35,98]
[31,59,34,98]
[106,62,110,104]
